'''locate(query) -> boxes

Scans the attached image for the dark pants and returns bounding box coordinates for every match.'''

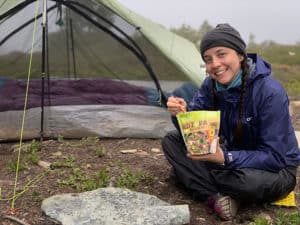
[162,130,297,202]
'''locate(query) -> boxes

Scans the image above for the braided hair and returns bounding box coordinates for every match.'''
[234,55,249,145]
[210,54,249,146]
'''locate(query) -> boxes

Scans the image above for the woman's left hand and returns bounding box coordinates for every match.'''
[187,139,225,165]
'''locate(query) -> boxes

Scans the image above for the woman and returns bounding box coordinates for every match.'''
[162,23,300,220]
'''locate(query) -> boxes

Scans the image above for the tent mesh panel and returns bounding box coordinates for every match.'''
[0,0,187,83]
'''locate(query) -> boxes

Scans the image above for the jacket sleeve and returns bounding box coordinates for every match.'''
[224,82,291,172]
[188,78,212,111]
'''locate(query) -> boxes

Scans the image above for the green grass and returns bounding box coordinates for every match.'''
[251,210,300,225]
[6,139,41,172]
[57,167,110,191]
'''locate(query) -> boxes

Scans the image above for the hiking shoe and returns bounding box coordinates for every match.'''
[214,195,239,220]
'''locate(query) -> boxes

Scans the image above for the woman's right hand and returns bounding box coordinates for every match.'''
[167,96,187,116]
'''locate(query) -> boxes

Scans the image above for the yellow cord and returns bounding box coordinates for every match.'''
[2,169,50,202]
[11,0,40,209]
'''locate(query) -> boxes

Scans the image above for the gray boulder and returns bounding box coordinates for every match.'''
[41,187,190,225]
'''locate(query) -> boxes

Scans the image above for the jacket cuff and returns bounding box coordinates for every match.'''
[222,144,233,166]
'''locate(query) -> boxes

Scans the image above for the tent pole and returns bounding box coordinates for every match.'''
[40,0,48,142]
[46,16,51,108]
[69,17,77,79]
[66,8,71,79]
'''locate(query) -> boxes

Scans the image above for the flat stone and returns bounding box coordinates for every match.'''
[41,187,190,225]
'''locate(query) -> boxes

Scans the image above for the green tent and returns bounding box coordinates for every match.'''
[0,0,205,141]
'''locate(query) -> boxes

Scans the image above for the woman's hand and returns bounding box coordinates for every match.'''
[167,96,187,116]
[187,138,225,165]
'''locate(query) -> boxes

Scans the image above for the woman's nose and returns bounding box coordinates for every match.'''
[211,58,221,68]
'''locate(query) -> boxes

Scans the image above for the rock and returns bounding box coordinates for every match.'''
[41,187,190,225]
[38,160,51,169]
[120,149,137,154]
[151,148,161,153]
[136,150,149,157]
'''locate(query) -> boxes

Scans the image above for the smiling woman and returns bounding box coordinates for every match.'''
[162,23,300,221]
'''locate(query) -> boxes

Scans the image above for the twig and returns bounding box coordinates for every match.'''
[0,214,30,225]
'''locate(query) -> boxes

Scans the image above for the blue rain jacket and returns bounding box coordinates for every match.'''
[173,54,300,172]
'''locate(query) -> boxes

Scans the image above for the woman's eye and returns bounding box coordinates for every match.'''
[218,52,226,57]
[204,58,212,64]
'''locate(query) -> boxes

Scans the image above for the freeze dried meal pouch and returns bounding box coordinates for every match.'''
[176,110,220,155]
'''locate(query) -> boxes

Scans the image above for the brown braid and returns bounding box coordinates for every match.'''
[234,55,249,145]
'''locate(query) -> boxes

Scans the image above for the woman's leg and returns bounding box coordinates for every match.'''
[162,130,222,200]
[211,167,297,203]
[162,130,297,203]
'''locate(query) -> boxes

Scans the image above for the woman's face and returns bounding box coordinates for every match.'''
[203,46,244,85]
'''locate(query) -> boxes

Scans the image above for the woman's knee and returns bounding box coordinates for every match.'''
[161,130,181,149]
[161,130,186,157]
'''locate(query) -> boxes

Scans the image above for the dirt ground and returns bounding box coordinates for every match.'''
[0,104,299,225]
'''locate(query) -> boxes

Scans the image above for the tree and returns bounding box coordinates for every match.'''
[170,24,199,45]
[198,20,213,40]
[170,20,213,48]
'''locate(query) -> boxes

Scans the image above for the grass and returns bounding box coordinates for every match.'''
[251,210,300,225]
[115,167,155,189]
[52,137,156,191]
[6,139,41,172]
[56,159,155,191]
[51,154,76,169]
[57,167,110,191]
[271,64,300,100]
[275,210,300,225]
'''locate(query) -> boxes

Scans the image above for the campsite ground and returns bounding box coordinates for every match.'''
[0,104,299,225]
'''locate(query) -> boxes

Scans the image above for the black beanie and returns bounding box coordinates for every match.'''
[200,23,246,59]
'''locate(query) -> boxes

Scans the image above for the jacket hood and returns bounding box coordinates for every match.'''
[246,53,272,84]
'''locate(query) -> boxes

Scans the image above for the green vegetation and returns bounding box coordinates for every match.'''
[57,167,110,191]
[77,137,106,157]
[274,210,300,225]
[51,154,76,169]
[115,167,155,189]
[251,217,270,225]
[94,146,106,158]
[57,136,106,158]
[23,139,41,165]
[250,210,300,225]
[52,137,156,191]
[57,163,156,191]
[6,159,27,172]
[6,139,41,172]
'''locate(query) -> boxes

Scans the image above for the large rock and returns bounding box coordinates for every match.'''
[41,187,190,225]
